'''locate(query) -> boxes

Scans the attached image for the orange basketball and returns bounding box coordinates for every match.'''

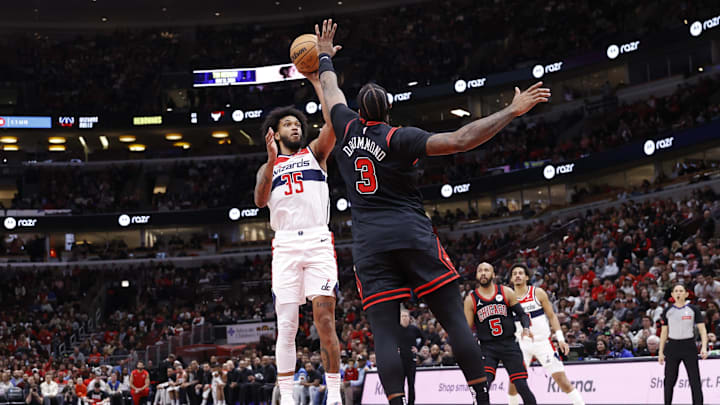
[290,34,319,73]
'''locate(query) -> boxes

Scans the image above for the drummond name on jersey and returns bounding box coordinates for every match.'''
[476,304,508,322]
[342,136,387,161]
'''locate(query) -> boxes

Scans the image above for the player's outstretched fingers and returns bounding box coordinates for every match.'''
[526,81,543,92]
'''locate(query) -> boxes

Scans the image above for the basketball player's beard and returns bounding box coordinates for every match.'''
[281,137,303,151]
[478,277,492,287]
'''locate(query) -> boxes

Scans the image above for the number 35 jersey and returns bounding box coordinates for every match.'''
[330,104,435,260]
[267,146,330,231]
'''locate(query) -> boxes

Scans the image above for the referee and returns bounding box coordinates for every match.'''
[399,308,422,405]
[658,284,709,405]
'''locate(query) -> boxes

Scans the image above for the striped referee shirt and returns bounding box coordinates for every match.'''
[661,304,703,340]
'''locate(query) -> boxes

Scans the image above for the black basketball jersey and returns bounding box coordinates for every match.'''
[469,284,517,342]
[330,104,435,260]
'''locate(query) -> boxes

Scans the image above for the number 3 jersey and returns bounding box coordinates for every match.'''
[329,104,435,260]
[267,146,330,231]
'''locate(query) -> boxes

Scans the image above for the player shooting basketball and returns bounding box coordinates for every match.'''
[253,67,343,404]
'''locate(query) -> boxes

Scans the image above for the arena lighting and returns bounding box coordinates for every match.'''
[78,136,87,148]
[3,145,19,151]
[128,144,146,152]
[212,131,229,139]
[450,109,471,118]
[48,136,66,144]
[0,136,17,144]
[118,135,136,143]
[48,145,66,152]
[121,280,130,288]
[407,81,418,86]
[99,136,109,150]
[165,133,183,141]
[173,141,191,149]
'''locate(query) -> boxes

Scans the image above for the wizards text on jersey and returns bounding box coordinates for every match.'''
[273,159,310,176]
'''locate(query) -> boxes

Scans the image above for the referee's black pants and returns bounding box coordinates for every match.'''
[400,355,416,405]
[664,338,703,405]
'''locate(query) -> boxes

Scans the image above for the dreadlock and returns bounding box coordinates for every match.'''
[357,83,390,122]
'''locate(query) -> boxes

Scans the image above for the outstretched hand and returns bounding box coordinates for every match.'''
[510,81,551,117]
[265,128,278,163]
[315,19,342,58]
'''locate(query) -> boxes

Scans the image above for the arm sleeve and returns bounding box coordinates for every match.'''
[330,104,359,147]
[511,303,531,329]
[388,127,433,161]
[661,307,669,325]
[692,305,704,323]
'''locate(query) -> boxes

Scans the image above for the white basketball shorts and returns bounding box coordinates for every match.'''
[272,226,338,305]
[519,336,565,374]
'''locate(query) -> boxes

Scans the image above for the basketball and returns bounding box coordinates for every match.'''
[290,33,319,73]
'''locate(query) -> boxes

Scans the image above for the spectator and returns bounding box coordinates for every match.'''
[0,372,12,396]
[343,356,369,405]
[85,383,109,405]
[611,336,634,358]
[593,338,612,360]
[647,335,660,357]
[40,372,63,405]
[25,377,43,405]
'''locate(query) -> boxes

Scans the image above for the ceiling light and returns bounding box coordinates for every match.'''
[99,136,109,150]
[101,16,108,22]
[48,145,66,152]
[48,137,66,144]
[0,136,18,144]
[78,136,87,148]
[338,1,343,4]
[173,141,191,150]
[166,107,173,112]
[407,81,418,86]
[3,145,19,151]
[165,133,183,141]
[298,6,302,10]
[128,144,146,152]
[218,139,232,145]
[212,131,229,139]
[214,11,221,16]
[119,135,136,143]
[699,67,704,72]
[450,109,471,118]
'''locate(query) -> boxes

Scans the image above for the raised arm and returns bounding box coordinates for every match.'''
[254,129,277,208]
[303,71,337,164]
[425,82,551,156]
[316,19,348,118]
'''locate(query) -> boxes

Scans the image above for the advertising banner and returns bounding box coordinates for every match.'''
[226,322,276,344]
[362,358,720,405]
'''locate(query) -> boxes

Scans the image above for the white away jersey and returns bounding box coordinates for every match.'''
[515,286,551,340]
[267,146,330,231]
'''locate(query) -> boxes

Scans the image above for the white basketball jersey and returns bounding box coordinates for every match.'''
[267,146,330,231]
[515,286,551,340]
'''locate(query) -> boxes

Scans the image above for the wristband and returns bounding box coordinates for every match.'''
[318,53,335,75]
[555,330,565,343]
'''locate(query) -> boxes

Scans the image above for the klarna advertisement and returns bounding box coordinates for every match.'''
[361,358,720,405]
